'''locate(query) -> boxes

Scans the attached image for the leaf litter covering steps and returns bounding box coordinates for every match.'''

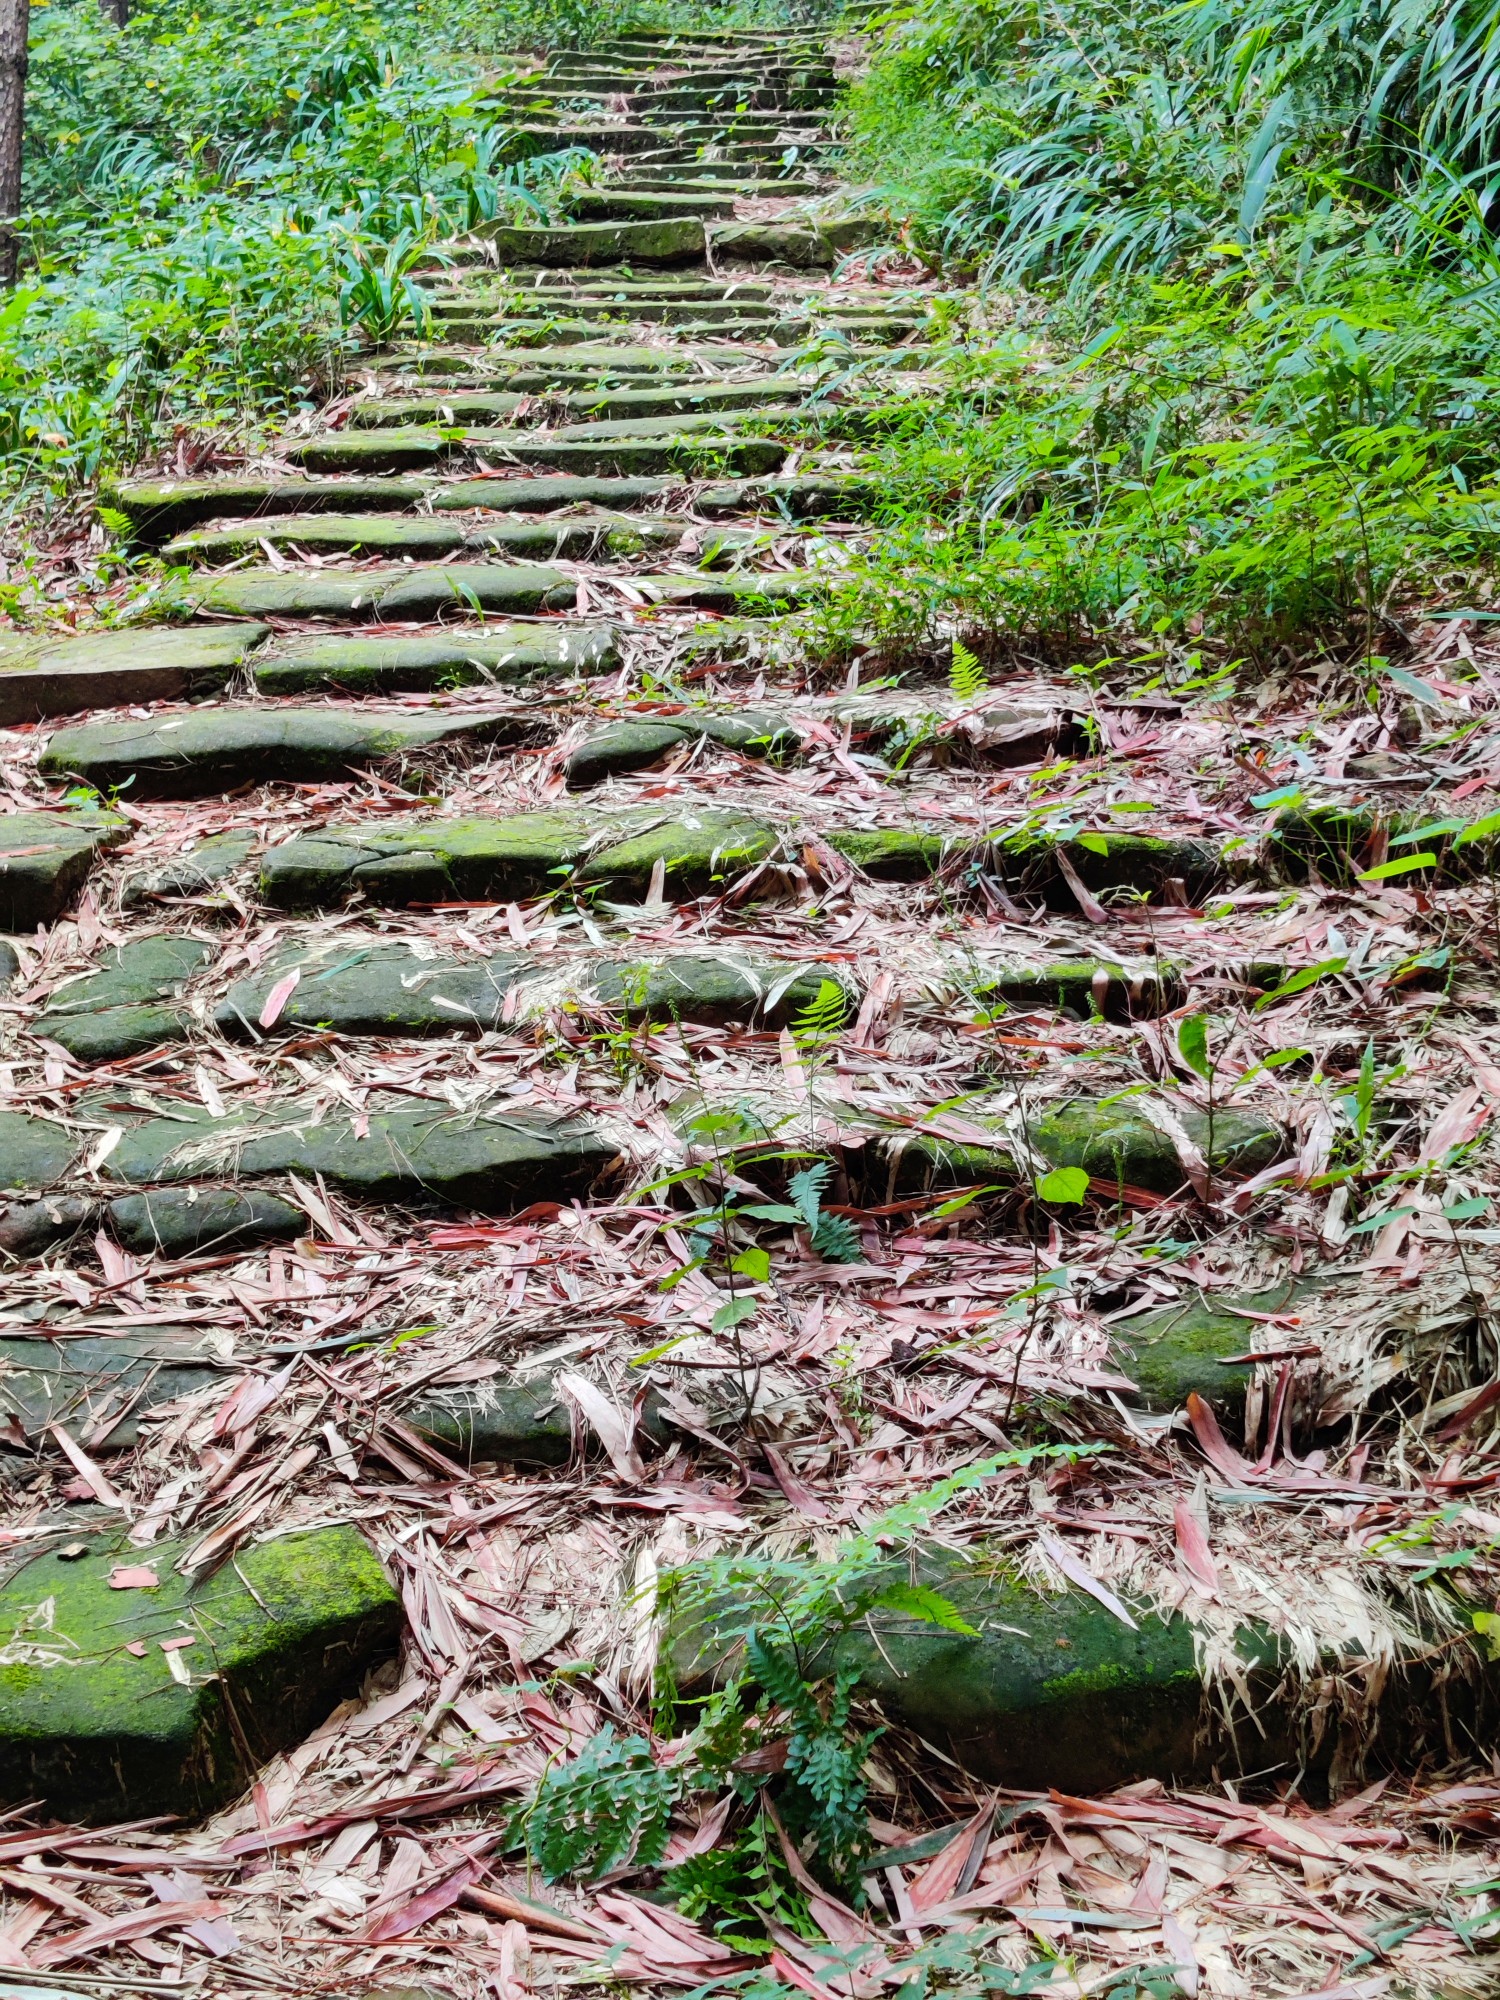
[6,20,1500,2000]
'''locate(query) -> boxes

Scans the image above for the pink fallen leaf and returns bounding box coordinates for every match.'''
[1037,1531,1137,1629]
[108,1566,160,1591]
[1173,1500,1220,1597]
[258,968,301,1029]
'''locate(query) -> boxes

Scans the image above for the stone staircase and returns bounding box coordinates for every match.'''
[0,19,1495,1930]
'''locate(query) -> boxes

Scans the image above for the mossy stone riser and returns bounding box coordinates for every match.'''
[0,812,128,931]
[0,1526,399,1821]
[39,707,543,800]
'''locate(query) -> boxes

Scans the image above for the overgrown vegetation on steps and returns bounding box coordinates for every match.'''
[2,0,819,510]
[826,0,1500,663]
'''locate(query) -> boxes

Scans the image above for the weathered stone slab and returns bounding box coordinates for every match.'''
[0,1525,399,1820]
[260,808,781,908]
[570,188,740,220]
[36,935,210,1062]
[587,955,849,1027]
[972,959,1179,1019]
[172,562,576,621]
[405,1376,573,1466]
[288,428,450,474]
[0,623,267,723]
[40,706,543,799]
[0,1111,78,1190]
[0,1193,94,1257]
[1002,830,1227,906]
[352,381,793,427]
[107,1187,304,1258]
[103,476,432,543]
[825,828,955,879]
[481,216,707,264]
[0,1329,227,1446]
[216,943,531,1037]
[123,831,258,905]
[168,512,681,564]
[105,1104,617,1209]
[253,624,619,696]
[565,709,796,786]
[889,1096,1283,1199]
[1119,1283,1304,1415]
[166,514,470,562]
[432,474,679,512]
[0,810,129,929]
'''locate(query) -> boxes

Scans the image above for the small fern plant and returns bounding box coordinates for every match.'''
[520,1726,679,1881]
[950,637,988,704]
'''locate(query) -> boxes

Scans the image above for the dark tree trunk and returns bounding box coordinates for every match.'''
[0,0,26,287]
[102,0,127,24]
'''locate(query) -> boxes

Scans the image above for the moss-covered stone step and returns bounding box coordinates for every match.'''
[0,622,267,723]
[998,829,1230,907]
[347,380,797,426]
[479,296,782,328]
[214,941,847,1038]
[890,1094,1283,1199]
[0,1109,78,1189]
[617,173,824,197]
[0,1328,229,1444]
[260,806,781,908]
[565,710,799,786]
[969,957,1180,1019]
[39,706,542,800]
[0,1525,399,1821]
[36,935,210,1062]
[382,345,757,385]
[481,216,708,265]
[106,1103,617,1208]
[251,623,618,696]
[171,561,576,620]
[496,122,680,161]
[122,831,258,906]
[569,189,741,221]
[712,219,880,268]
[103,474,435,541]
[1270,801,1499,883]
[0,809,128,929]
[441,313,781,347]
[109,1185,306,1257]
[287,428,786,479]
[163,509,686,564]
[1118,1281,1307,1415]
[760,1554,1362,1791]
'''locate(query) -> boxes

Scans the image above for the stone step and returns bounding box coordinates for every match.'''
[106,469,872,541]
[0,1525,399,1822]
[260,805,785,907]
[0,621,266,722]
[38,705,544,801]
[481,216,708,265]
[172,560,575,621]
[435,296,783,326]
[567,188,741,220]
[286,426,789,478]
[376,346,770,384]
[345,380,798,425]
[163,508,691,564]
[251,622,619,695]
[0,808,127,928]
[497,122,672,160]
[18,932,854,1067]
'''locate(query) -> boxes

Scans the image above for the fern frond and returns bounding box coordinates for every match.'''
[949,637,987,703]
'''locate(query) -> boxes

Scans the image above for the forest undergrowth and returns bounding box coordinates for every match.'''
[825,0,1500,671]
